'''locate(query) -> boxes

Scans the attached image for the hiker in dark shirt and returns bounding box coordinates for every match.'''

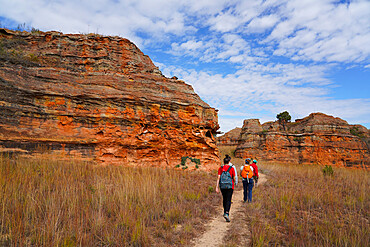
[240,158,254,203]
[216,157,235,222]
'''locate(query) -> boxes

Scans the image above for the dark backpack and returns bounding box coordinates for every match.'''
[219,166,233,189]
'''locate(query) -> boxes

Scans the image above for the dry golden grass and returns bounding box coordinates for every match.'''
[246,162,370,246]
[218,146,244,167]
[0,154,219,246]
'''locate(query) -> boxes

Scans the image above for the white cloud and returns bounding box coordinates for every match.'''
[158,62,369,133]
[207,10,244,33]
[267,0,370,63]
[0,0,369,131]
[247,14,279,33]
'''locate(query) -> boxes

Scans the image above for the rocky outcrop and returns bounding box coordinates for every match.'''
[234,113,369,168]
[216,127,241,146]
[0,28,220,169]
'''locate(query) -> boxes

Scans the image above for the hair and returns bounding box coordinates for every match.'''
[224,154,231,163]
[223,157,230,164]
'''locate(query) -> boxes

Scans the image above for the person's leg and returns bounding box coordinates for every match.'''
[223,189,233,222]
[247,179,254,202]
[224,189,233,214]
[243,180,248,202]
[221,189,228,214]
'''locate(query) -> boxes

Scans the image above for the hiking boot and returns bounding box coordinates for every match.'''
[224,213,230,222]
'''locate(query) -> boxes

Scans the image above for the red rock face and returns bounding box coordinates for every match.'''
[233,113,369,168]
[0,29,220,170]
[216,127,241,146]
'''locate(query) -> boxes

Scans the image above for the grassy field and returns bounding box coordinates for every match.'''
[218,146,370,247]
[2,147,369,246]
[247,162,369,246]
[0,154,219,246]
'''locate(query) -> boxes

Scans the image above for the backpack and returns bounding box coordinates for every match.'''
[219,166,233,189]
[241,165,253,179]
[251,163,258,177]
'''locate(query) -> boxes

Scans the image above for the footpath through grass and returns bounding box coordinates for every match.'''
[0,154,219,246]
[246,163,370,246]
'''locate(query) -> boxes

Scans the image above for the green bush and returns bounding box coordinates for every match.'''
[180,156,200,169]
[293,137,302,142]
[208,186,214,193]
[350,127,364,138]
[322,165,334,176]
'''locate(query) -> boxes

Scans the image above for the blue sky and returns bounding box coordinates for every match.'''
[0,0,369,133]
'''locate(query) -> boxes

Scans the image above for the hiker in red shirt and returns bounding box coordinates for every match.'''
[250,159,259,185]
[216,157,235,222]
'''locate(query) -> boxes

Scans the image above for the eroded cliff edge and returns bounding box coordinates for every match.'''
[0,28,220,169]
[221,113,369,168]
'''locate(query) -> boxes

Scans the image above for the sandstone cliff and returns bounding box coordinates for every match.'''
[216,127,241,146]
[231,113,369,168]
[0,28,220,169]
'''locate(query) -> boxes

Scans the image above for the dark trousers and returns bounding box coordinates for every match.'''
[221,188,233,214]
[243,178,254,202]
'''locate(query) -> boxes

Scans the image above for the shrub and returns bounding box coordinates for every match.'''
[293,136,302,142]
[0,38,40,67]
[208,186,214,193]
[350,126,364,138]
[180,156,200,169]
[322,165,334,176]
[276,111,291,123]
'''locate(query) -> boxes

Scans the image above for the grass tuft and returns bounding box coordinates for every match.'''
[0,154,219,246]
[246,162,369,246]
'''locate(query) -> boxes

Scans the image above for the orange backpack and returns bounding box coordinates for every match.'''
[241,165,253,179]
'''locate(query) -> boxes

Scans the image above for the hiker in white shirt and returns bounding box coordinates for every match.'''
[225,155,238,186]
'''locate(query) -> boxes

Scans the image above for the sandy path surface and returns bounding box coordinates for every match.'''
[191,174,267,247]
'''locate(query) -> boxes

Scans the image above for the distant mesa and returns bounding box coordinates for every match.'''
[0,28,220,170]
[217,113,369,168]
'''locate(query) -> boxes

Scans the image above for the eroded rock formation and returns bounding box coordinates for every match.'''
[216,127,241,146]
[0,28,220,169]
[231,113,369,168]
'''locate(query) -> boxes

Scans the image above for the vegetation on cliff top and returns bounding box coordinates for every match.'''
[276,111,292,124]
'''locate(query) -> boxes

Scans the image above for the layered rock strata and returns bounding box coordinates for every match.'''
[0,28,220,169]
[233,113,369,168]
[216,127,241,146]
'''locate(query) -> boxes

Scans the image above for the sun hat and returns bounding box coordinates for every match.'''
[253,159,257,163]
[245,158,251,164]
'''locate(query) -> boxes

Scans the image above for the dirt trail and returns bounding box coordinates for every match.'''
[191,174,267,247]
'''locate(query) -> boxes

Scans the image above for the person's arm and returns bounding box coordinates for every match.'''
[216,175,221,193]
[233,165,238,185]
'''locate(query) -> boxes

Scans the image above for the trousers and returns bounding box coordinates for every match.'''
[220,188,233,214]
[243,178,254,202]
